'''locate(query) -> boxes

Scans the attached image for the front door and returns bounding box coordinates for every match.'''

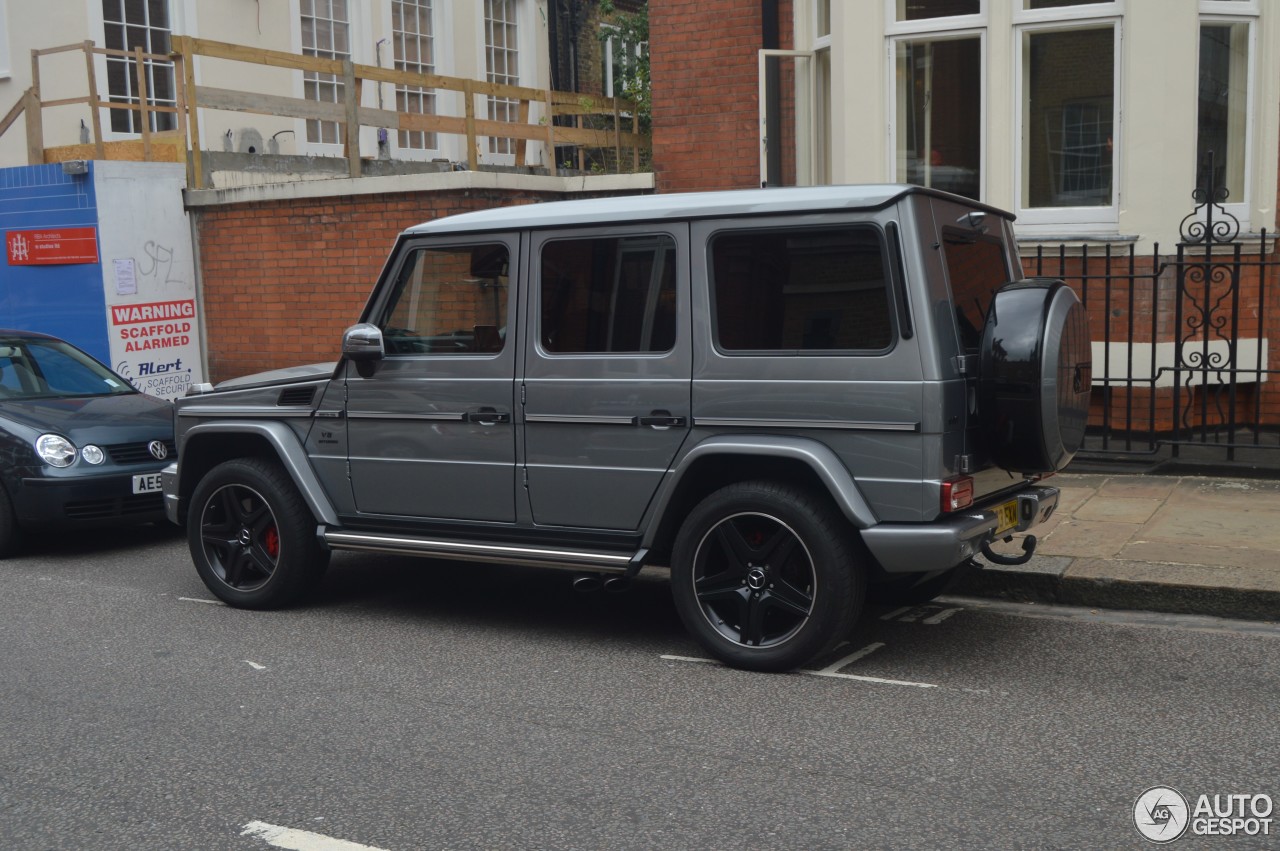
[523,225,691,530]
[345,237,519,522]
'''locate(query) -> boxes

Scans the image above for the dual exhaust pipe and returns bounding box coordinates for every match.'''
[572,574,631,594]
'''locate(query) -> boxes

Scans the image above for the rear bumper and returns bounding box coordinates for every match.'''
[861,486,1059,574]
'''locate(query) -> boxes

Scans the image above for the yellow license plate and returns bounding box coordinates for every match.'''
[994,500,1019,536]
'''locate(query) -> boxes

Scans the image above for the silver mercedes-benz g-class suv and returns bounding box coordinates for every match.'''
[164,185,1090,672]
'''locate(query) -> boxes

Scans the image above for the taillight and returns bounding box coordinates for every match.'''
[941,476,974,513]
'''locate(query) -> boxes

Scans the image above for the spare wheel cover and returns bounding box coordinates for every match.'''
[979,279,1091,473]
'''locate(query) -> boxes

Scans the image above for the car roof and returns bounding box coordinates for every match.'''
[0,328,60,342]
[403,183,1012,237]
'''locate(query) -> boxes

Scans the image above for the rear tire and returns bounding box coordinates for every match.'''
[671,481,864,672]
[187,458,327,608]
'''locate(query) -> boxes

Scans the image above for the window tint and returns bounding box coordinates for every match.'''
[941,227,1012,352]
[711,227,893,352]
[540,235,677,354]
[379,244,509,355]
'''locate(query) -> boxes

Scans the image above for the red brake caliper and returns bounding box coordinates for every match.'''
[263,525,280,559]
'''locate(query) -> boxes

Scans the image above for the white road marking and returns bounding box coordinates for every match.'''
[660,654,719,664]
[880,606,912,621]
[923,607,962,625]
[179,596,225,606]
[814,642,884,674]
[241,821,389,851]
[805,670,938,688]
[245,661,266,670]
[661,650,940,689]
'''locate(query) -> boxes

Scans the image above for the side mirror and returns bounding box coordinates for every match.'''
[342,323,385,361]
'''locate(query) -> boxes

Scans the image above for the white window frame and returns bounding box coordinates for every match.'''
[1194,6,1258,226]
[477,0,536,166]
[387,0,441,161]
[810,0,832,185]
[601,22,645,101]
[95,0,179,136]
[885,26,987,202]
[883,0,986,36]
[1013,11,1123,234]
[1011,0,1122,26]
[0,0,11,79]
[758,49,816,187]
[290,0,367,156]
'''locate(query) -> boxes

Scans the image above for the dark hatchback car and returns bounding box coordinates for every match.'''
[0,329,176,556]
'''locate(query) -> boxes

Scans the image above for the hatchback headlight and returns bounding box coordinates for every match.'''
[36,434,77,467]
[81,444,106,465]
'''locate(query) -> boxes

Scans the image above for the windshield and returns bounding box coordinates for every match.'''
[0,337,136,400]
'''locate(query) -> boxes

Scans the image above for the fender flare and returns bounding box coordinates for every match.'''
[179,420,340,526]
[643,434,879,548]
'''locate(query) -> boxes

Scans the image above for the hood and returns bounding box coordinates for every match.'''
[0,392,173,445]
[213,362,338,392]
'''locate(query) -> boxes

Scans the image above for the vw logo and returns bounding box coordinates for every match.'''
[148,440,169,460]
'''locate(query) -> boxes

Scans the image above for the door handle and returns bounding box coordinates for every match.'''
[464,408,511,425]
[636,411,687,429]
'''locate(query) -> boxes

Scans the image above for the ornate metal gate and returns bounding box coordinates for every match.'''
[1027,156,1280,466]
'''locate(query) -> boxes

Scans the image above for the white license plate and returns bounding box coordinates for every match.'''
[132,473,164,494]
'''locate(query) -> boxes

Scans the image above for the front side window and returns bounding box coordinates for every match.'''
[711,227,893,353]
[1197,20,1251,201]
[301,0,350,145]
[895,36,982,199]
[539,236,676,354]
[379,244,509,356]
[1021,24,1116,210]
[102,0,176,133]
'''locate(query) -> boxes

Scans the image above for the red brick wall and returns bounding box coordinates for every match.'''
[194,188,636,383]
[650,0,792,193]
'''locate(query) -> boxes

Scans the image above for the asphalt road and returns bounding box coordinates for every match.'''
[1,526,1277,850]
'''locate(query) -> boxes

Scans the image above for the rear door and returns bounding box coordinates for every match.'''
[522,225,691,530]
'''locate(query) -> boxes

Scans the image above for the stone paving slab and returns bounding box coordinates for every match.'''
[954,472,1280,622]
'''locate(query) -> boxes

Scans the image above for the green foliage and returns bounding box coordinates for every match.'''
[598,1,650,132]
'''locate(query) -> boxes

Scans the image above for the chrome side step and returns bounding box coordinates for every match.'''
[322,529,640,574]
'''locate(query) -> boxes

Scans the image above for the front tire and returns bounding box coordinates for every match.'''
[671,481,864,672]
[187,458,328,608]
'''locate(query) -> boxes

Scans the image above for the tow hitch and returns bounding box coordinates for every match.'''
[981,534,1038,566]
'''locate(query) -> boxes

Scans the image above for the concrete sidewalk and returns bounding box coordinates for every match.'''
[954,473,1280,621]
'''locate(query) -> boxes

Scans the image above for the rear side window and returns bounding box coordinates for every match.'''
[710,226,893,353]
[540,235,677,354]
[941,227,1013,353]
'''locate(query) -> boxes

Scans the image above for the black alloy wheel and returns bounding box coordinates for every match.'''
[691,511,817,649]
[199,481,282,593]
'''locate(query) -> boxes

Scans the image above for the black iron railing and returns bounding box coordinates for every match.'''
[1027,153,1280,465]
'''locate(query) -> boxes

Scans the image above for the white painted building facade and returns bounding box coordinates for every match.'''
[0,0,552,169]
